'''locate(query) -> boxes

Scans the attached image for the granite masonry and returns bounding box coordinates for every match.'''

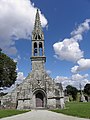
[0,9,64,109]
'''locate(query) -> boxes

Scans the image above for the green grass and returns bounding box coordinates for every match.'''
[0,109,30,118]
[51,102,90,119]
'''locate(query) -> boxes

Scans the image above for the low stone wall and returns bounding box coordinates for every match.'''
[0,101,16,109]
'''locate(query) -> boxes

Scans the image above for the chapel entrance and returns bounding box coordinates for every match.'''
[36,92,44,107]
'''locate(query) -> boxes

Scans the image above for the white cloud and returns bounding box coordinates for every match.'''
[16,66,19,71]
[71,66,79,73]
[46,70,52,75]
[55,76,69,82]
[71,19,90,38]
[14,55,21,72]
[17,72,25,81]
[14,55,21,62]
[71,58,90,73]
[55,74,90,89]
[0,0,48,55]
[15,72,25,85]
[53,38,83,62]
[72,73,89,80]
[53,19,90,62]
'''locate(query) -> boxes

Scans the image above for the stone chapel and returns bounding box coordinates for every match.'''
[1,9,64,109]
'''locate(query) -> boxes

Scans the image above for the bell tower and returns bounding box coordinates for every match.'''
[31,9,46,71]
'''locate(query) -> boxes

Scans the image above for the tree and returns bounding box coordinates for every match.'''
[66,85,78,101]
[84,84,90,96]
[0,49,17,89]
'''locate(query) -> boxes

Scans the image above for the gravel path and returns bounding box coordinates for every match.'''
[0,110,89,120]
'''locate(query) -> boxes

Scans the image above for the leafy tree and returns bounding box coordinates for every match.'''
[84,84,90,96]
[0,49,17,89]
[66,85,78,101]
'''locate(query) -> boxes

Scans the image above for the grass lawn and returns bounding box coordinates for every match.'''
[0,109,30,118]
[51,102,90,119]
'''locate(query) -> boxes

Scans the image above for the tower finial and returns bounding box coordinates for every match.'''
[33,9,42,32]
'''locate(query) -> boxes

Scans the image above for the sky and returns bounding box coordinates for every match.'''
[0,0,90,91]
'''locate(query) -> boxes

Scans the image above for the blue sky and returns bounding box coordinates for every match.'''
[0,0,90,89]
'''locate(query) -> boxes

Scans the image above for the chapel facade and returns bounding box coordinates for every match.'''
[0,10,64,109]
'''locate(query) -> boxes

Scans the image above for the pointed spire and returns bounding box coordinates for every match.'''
[34,9,42,32]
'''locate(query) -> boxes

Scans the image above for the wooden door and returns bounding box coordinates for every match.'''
[36,93,43,107]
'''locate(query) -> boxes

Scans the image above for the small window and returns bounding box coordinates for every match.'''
[34,42,37,56]
[35,34,41,40]
[35,35,37,40]
[39,42,43,56]
[38,34,41,39]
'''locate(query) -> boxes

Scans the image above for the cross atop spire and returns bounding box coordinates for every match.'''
[34,9,42,32]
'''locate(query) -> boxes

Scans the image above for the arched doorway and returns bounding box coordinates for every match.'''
[36,92,44,107]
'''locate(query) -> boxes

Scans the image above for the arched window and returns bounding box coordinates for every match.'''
[35,35,37,40]
[38,34,41,39]
[35,34,41,40]
[34,42,37,56]
[39,42,43,56]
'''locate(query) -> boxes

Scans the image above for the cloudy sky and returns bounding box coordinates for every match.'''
[0,0,90,90]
